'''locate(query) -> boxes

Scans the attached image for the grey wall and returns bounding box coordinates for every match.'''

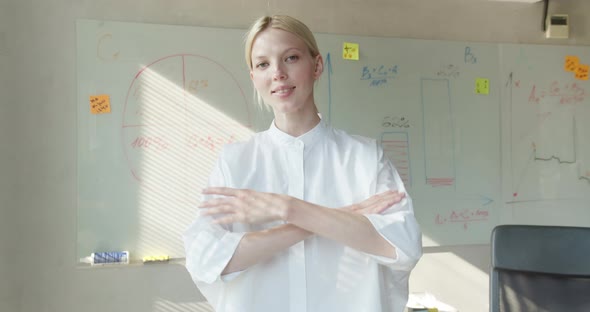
[1,0,18,311]
[8,1,590,312]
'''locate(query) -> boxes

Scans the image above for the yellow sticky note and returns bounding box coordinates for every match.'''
[142,255,170,263]
[565,55,580,72]
[575,63,589,80]
[343,42,359,60]
[475,78,490,95]
[89,94,111,114]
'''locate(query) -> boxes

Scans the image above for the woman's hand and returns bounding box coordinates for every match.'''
[200,187,405,225]
[200,187,292,225]
[342,190,405,215]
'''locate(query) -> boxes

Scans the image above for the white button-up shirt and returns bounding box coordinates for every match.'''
[183,119,422,312]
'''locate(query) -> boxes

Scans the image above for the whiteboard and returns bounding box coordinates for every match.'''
[77,19,506,261]
[313,34,501,246]
[499,44,590,227]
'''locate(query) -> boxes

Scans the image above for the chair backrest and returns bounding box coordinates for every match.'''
[490,225,590,312]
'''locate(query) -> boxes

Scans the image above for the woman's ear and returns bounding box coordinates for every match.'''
[313,55,324,79]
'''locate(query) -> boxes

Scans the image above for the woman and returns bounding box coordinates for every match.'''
[183,15,422,312]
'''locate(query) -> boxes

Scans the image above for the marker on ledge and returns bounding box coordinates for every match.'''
[80,251,130,266]
[142,255,170,264]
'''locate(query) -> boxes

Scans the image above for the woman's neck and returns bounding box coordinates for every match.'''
[273,109,321,137]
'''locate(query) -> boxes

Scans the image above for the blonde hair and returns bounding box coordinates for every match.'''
[245,15,320,70]
[244,15,321,111]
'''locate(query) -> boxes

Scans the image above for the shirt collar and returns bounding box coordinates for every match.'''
[267,117,328,147]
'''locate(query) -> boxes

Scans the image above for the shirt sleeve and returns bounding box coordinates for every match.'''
[363,143,423,271]
[182,150,246,285]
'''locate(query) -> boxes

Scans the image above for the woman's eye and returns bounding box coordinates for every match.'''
[256,62,269,69]
[285,55,299,62]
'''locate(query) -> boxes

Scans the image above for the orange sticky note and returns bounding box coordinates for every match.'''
[475,78,490,95]
[565,55,579,72]
[343,42,359,60]
[575,64,589,80]
[89,94,111,114]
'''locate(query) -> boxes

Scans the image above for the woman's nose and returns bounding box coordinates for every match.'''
[272,65,287,80]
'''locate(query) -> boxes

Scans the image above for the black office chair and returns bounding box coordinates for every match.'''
[490,225,590,312]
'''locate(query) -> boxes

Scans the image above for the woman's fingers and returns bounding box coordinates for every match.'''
[199,197,233,208]
[199,187,286,224]
[200,205,234,216]
[202,187,244,197]
[352,190,405,214]
[212,214,238,225]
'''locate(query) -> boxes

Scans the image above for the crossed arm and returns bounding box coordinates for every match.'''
[199,188,406,275]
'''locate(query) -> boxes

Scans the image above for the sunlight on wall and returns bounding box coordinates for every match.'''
[153,298,214,312]
[123,61,253,260]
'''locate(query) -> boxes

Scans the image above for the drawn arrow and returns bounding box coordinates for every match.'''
[478,194,494,206]
[325,52,333,125]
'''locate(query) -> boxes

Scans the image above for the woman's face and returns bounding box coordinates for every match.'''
[249,27,322,115]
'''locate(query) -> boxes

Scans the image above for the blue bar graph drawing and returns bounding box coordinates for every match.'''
[421,78,456,187]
